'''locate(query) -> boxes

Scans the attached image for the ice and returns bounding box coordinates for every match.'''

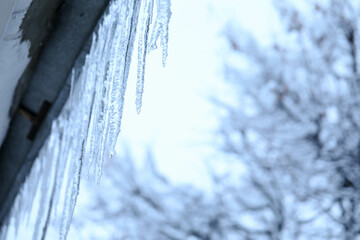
[136,0,172,113]
[136,0,154,114]
[1,0,172,239]
[148,0,172,67]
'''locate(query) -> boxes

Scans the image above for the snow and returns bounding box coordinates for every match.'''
[0,0,16,40]
[1,0,172,239]
[0,0,32,146]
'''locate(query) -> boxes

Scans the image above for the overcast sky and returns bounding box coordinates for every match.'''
[117,0,280,189]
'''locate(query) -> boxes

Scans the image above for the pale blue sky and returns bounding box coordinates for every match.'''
[117,0,281,189]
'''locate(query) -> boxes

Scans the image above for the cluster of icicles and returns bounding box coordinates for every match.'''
[0,0,171,239]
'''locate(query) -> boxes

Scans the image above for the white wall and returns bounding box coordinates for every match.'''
[0,0,32,146]
[0,0,16,40]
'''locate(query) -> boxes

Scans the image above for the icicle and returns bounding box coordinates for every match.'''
[106,0,142,160]
[32,130,59,240]
[0,223,8,240]
[148,0,172,67]
[136,0,154,114]
[3,0,172,238]
[69,69,75,107]
[59,144,83,240]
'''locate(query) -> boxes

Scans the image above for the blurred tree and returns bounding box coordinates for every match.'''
[70,1,360,240]
[217,0,360,239]
[71,149,227,240]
